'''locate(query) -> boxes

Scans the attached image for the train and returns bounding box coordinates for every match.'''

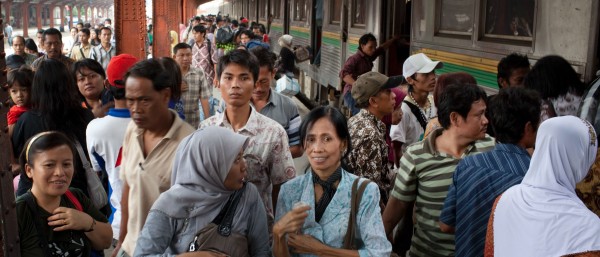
[220,0,600,103]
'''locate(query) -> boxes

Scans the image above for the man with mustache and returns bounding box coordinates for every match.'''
[31,28,74,71]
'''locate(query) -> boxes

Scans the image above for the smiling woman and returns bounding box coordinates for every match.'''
[16,131,112,257]
[73,59,111,118]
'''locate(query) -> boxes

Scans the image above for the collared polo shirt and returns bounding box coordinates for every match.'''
[440,143,530,257]
[119,111,194,255]
[252,89,301,146]
[200,108,296,230]
[181,67,211,128]
[391,128,495,257]
[70,44,92,61]
[90,44,116,70]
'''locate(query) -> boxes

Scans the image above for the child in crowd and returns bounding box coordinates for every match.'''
[6,66,34,192]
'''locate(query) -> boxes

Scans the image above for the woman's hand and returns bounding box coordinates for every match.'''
[273,205,311,238]
[288,234,326,254]
[48,207,94,232]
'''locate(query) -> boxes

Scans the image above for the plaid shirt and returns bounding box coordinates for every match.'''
[181,68,211,128]
[192,39,218,87]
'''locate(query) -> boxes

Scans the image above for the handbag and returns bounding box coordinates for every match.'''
[293,45,311,62]
[73,139,108,210]
[188,184,249,257]
[343,179,400,257]
[276,75,301,96]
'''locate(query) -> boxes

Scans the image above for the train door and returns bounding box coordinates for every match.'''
[311,0,323,65]
[385,0,411,77]
[340,0,349,71]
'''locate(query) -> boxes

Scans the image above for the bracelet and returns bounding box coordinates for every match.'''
[85,218,96,232]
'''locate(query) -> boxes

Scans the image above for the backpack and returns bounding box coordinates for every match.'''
[216,26,234,44]
[294,45,311,62]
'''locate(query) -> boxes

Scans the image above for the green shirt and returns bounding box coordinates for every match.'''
[391,128,495,257]
[17,188,108,257]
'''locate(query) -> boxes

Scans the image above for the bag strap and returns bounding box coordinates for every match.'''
[65,190,83,212]
[206,39,214,67]
[23,192,51,257]
[211,183,246,237]
[343,179,370,249]
[72,139,93,172]
[403,100,427,130]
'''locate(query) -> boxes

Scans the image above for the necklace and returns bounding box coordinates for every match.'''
[408,92,432,122]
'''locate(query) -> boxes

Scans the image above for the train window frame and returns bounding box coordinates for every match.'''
[434,0,475,38]
[293,0,308,22]
[350,0,367,28]
[480,0,535,43]
[329,0,342,25]
[259,0,267,21]
[271,0,282,20]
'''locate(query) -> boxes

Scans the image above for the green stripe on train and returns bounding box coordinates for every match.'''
[271,25,283,32]
[436,62,499,90]
[322,36,340,46]
[290,29,310,39]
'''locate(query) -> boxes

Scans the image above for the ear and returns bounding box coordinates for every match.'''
[340,139,348,153]
[162,87,172,103]
[103,79,110,90]
[498,78,508,89]
[368,95,377,107]
[406,76,415,85]
[25,164,33,179]
[449,112,461,127]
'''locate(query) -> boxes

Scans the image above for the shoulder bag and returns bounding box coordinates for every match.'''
[343,179,399,257]
[187,184,249,257]
[73,139,108,210]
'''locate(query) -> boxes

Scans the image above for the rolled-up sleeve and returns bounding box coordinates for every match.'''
[357,182,392,256]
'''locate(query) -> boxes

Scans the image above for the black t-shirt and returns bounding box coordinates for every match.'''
[279,47,296,74]
[12,110,94,197]
[16,188,108,257]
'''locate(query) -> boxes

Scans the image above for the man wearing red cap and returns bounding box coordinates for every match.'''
[85,54,138,252]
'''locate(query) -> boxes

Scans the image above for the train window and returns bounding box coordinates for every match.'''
[294,0,308,21]
[352,0,366,27]
[330,0,342,24]
[273,0,281,19]
[438,0,474,35]
[483,0,534,41]
[259,0,266,19]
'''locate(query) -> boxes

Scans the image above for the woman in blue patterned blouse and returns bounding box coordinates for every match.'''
[273,106,392,257]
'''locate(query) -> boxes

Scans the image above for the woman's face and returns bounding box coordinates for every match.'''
[26,145,74,197]
[76,67,105,101]
[90,30,97,40]
[223,149,247,191]
[304,117,346,175]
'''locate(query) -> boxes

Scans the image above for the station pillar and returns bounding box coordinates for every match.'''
[36,3,41,29]
[22,2,29,38]
[114,0,146,59]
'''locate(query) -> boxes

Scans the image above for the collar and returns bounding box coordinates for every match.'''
[357,109,386,131]
[107,108,131,118]
[217,107,259,136]
[266,89,280,107]
[357,49,368,59]
[79,44,91,50]
[134,109,184,139]
[184,68,202,76]
[495,143,530,156]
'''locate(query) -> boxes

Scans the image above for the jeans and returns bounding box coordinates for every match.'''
[344,91,360,116]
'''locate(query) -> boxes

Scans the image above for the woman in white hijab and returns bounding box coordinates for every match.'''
[134,126,271,257]
[486,116,600,257]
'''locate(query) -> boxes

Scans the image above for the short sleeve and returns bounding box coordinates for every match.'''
[390,152,418,202]
[439,164,462,226]
[390,103,413,143]
[197,70,212,99]
[340,55,357,79]
[119,123,134,182]
[85,122,103,172]
[286,114,301,146]
[269,128,296,186]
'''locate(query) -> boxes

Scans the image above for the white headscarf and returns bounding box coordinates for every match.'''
[278,34,293,49]
[152,126,249,219]
[493,116,600,257]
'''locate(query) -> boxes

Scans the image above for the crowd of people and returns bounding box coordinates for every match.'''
[3,12,600,257]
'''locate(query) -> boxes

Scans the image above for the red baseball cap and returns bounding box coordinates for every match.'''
[106,54,139,88]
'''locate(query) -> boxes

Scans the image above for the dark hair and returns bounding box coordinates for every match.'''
[72,59,106,81]
[231,20,239,26]
[84,23,91,28]
[31,59,91,139]
[438,83,487,129]
[125,58,181,101]
[70,27,78,32]
[104,18,112,24]
[157,57,182,100]
[7,66,34,90]
[240,30,255,40]
[173,42,192,55]
[433,72,477,107]
[524,55,585,99]
[358,33,376,51]
[217,49,259,81]
[300,106,352,170]
[24,38,38,53]
[192,25,206,34]
[80,28,90,36]
[497,53,530,87]
[100,27,112,35]
[92,29,100,37]
[37,29,45,34]
[488,87,541,144]
[249,46,276,71]
[19,131,76,182]
[43,28,62,42]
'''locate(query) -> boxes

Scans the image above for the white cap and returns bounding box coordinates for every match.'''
[402,53,443,78]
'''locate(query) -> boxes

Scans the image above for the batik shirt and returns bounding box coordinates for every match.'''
[199,108,296,230]
[192,39,218,88]
[345,109,392,193]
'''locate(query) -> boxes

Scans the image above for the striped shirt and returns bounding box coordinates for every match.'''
[440,143,530,257]
[90,44,116,70]
[391,128,495,257]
